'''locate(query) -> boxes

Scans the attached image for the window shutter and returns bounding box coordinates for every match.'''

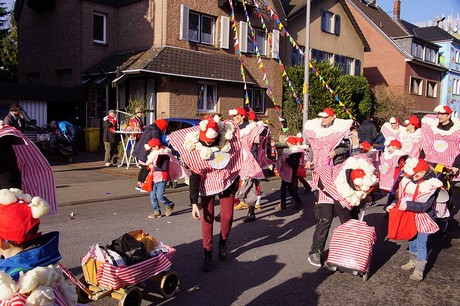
[271,29,280,59]
[239,21,247,53]
[179,4,189,41]
[334,14,341,36]
[321,9,326,32]
[220,16,230,49]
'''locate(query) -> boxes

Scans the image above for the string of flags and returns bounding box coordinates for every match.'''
[259,0,357,121]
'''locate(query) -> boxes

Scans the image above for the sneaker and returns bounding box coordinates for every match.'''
[135,186,142,191]
[104,162,111,167]
[148,211,162,218]
[165,203,175,217]
[275,203,286,211]
[308,253,321,267]
[254,203,261,210]
[234,202,248,210]
[139,189,148,193]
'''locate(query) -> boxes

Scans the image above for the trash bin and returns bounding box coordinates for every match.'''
[84,128,100,153]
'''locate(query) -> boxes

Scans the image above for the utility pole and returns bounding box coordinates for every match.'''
[303,0,311,128]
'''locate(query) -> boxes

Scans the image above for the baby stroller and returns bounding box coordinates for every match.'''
[433,164,455,233]
[63,231,179,306]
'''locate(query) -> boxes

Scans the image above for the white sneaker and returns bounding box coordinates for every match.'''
[104,162,111,167]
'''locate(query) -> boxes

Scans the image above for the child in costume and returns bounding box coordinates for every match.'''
[386,158,442,281]
[0,188,78,305]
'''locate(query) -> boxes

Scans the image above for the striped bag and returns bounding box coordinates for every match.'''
[415,213,439,234]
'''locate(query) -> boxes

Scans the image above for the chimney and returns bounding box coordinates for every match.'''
[393,0,401,21]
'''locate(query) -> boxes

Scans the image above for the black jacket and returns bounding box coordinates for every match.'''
[358,119,377,143]
[132,123,162,162]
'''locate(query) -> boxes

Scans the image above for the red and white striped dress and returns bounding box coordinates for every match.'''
[380,122,403,142]
[167,121,264,196]
[240,122,273,169]
[378,149,406,192]
[421,115,460,167]
[399,129,422,158]
[0,126,58,214]
[303,118,352,167]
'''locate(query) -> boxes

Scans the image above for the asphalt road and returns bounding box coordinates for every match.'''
[40,170,460,306]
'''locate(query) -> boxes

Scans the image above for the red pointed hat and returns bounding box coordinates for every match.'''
[229,107,247,116]
[350,169,366,184]
[388,139,402,149]
[404,116,420,128]
[434,105,452,114]
[199,116,219,143]
[147,138,161,148]
[318,108,335,118]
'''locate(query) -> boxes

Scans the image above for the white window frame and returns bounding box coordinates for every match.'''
[453,79,460,95]
[197,82,218,112]
[424,47,436,63]
[248,88,266,113]
[410,77,423,96]
[411,43,423,59]
[426,81,437,98]
[455,51,460,64]
[247,27,267,55]
[321,10,340,35]
[180,5,215,45]
[93,13,106,44]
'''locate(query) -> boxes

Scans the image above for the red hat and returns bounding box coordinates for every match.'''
[388,139,402,149]
[155,119,168,131]
[360,141,372,152]
[434,105,453,114]
[199,116,219,143]
[229,107,247,117]
[389,117,399,124]
[296,137,304,144]
[286,136,298,145]
[403,157,429,176]
[0,202,41,244]
[318,108,335,118]
[404,116,420,128]
[147,138,161,149]
[413,158,429,174]
[350,169,366,185]
[247,110,257,121]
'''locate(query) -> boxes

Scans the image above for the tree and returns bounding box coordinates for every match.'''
[0,1,8,38]
[282,61,373,134]
[0,13,18,81]
[372,84,415,127]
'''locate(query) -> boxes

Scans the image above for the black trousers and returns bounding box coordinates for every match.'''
[309,202,356,255]
[137,164,149,183]
[280,179,301,204]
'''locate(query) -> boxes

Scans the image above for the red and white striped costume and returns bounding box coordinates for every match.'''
[378,149,406,192]
[421,114,460,167]
[276,146,304,183]
[399,129,422,158]
[240,122,273,169]
[380,122,403,142]
[146,148,189,182]
[0,125,57,214]
[310,156,378,209]
[303,118,353,167]
[397,177,441,234]
[167,120,263,196]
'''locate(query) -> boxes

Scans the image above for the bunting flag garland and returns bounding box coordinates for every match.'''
[259,0,357,122]
[228,0,250,106]
[239,0,285,129]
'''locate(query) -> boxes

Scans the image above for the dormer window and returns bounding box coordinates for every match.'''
[425,47,436,63]
[321,10,340,35]
[411,43,423,59]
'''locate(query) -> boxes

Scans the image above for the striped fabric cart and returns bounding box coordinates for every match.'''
[65,244,179,306]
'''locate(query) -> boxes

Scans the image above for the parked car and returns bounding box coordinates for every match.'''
[0,104,54,152]
[162,118,200,156]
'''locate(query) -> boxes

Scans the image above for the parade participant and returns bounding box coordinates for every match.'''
[234,111,272,218]
[275,136,304,210]
[144,138,187,219]
[386,158,442,281]
[132,119,168,191]
[308,156,378,267]
[128,108,145,141]
[167,115,263,272]
[380,117,403,142]
[304,107,353,170]
[102,110,119,167]
[399,115,422,158]
[378,139,407,192]
[0,189,78,305]
[420,105,460,167]
[229,107,248,129]
[293,134,311,195]
[358,116,377,144]
[3,104,25,132]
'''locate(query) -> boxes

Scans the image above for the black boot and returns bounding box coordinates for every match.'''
[201,249,213,272]
[215,212,221,223]
[244,206,256,223]
[218,234,228,260]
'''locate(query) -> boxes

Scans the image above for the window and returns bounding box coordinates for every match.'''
[321,10,340,35]
[411,43,423,59]
[188,12,215,45]
[93,13,106,44]
[425,47,436,63]
[454,79,460,95]
[57,69,73,87]
[410,77,423,95]
[247,27,267,55]
[354,59,361,76]
[248,88,266,113]
[334,54,352,75]
[197,83,217,112]
[455,51,460,64]
[426,81,437,97]
[292,46,305,66]
[311,48,332,64]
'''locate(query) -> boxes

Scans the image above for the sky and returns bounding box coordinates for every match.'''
[378,0,460,27]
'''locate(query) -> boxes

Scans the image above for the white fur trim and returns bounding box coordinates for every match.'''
[185,121,235,160]
[229,109,238,116]
[382,148,405,160]
[205,128,218,139]
[0,189,19,205]
[399,177,443,194]
[402,157,419,176]
[240,122,257,137]
[422,115,460,136]
[199,119,209,131]
[434,105,446,113]
[29,197,50,219]
[0,271,17,300]
[304,118,352,138]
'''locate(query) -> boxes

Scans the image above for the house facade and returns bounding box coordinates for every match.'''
[14,0,285,138]
[281,0,370,77]
[346,0,447,113]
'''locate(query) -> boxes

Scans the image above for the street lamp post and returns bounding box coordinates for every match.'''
[303,0,311,129]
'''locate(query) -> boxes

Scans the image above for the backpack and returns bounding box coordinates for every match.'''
[107,233,150,266]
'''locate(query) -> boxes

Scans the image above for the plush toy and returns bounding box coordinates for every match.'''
[0,271,18,300]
